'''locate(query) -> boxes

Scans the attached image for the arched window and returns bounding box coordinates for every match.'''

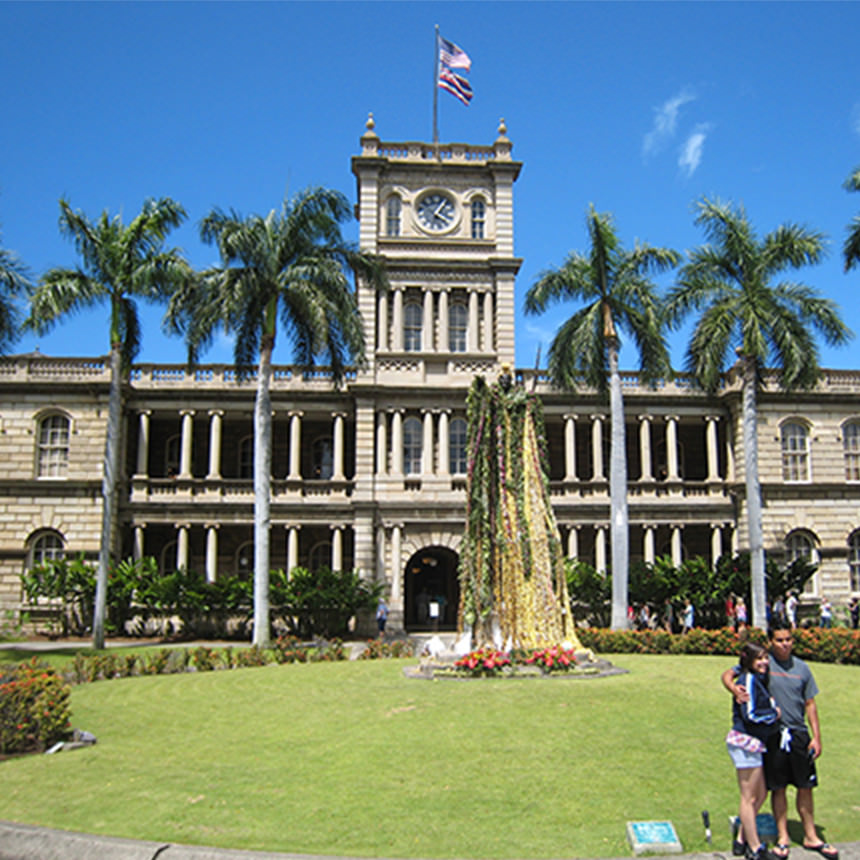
[385,196,401,237]
[28,530,65,568]
[160,540,177,575]
[786,529,818,596]
[37,414,70,477]
[781,422,810,482]
[843,421,860,481]
[449,303,468,352]
[449,417,468,474]
[403,416,423,475]
[471,199,486,239]
[238,436,253,479]
[308,541,331,572]
[235,542,254,579]
[404,301,422,352]
[312,437,333,479]
[848,531,860,592]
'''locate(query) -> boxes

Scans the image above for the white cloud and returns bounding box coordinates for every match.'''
[643,89,696,158]
[678,123,712,177]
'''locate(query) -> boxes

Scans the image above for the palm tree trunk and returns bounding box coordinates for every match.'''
[608,340,630,630]
[741,358,767,630]
[92,343,122,649]
[252,339,273,648]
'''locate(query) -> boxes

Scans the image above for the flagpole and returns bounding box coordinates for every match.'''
[433,24,440,155]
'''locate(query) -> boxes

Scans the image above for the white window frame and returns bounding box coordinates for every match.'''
[403,416,422,475]
[37,413,70,478]
[781,421,810,482]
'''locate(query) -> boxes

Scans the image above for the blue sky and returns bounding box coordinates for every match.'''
[2,0,860,371]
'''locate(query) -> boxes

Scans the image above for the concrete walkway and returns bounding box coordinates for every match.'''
[1,821,858,860]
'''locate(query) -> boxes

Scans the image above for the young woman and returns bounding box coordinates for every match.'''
[726,642,781,860]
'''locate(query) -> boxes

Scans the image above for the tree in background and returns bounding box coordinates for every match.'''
[666,197,851,629]
[27,197,189,648]
[843,166,860,272]
[0,220,32,353]
[167,188,386,648]
[524,206,678,630]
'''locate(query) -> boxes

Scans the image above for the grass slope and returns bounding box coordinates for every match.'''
[1,654,858,858]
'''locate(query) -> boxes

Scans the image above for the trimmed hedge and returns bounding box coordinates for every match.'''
[577,625,860,664]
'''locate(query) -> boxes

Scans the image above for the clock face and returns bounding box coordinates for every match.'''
[417,192,456,231]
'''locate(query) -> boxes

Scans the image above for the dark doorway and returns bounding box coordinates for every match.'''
[404,546,460,631]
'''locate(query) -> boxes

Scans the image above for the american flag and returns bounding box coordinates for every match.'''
[438,67,473,105]
[439,36,471,72]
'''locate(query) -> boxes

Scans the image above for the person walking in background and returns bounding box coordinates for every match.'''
[375,597,389,638]
[849,596,859,630]
[722,625,838,860]
[786,593,798,629]
[735,596,748,632]
[725,642,781,860]
[682,598,695,633]
[818,599,832,629]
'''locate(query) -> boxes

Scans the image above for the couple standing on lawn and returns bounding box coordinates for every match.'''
[723,624,838,860]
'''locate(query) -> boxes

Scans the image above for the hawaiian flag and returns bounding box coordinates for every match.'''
[438,35,473,105]
[438,67,473,105]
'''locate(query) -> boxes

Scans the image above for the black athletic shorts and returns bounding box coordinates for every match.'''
[765,727,818,790]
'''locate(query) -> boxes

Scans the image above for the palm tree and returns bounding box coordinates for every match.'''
[167,187,386,648]
[524,206,679,630]
[26,197,189,649]
[0,223,33,352]
[666,197,851,630]
[843,166,860,271]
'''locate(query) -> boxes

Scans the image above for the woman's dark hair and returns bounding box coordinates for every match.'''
[740,641,768,671]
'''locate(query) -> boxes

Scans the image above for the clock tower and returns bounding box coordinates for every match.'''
[348,115,522,632]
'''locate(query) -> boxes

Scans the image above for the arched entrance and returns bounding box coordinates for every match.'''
[403,546,460,631]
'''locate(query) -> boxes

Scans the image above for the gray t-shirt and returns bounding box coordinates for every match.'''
[768,652,819,731]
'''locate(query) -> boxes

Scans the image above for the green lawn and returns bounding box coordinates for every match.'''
[1,653,858,858]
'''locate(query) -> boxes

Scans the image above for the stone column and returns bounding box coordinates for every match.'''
[176,523,190,571]
[286,526,300,574]
[133,525,145,561]
[391,410,404,475]
[332,412,346,481]
[482,290,493,352]
[665,416,679,480]
[331,525,344,571]
[671,525,683,567]
[392,288,404,351]
[376,410,388,476]
[644,526,656,564]
[377,291,389,352]
[595,526,607,573]
[639,415,653,481]
[726,425,736,482]
[438,290,449,352]
[468,290,479,351]
[135,410,151,477]
[422,409,434,475]
[566,526,579,559]
[207,410,223,479]
[179,410,195,479]
[564,413,577,481]
[288,411,303,479]
[423,289,434,352]
[376,524,387,585]
[438,410,450,477]
[711,524,723,565]
[205,524,219,583]
[591,414,605,481]
[390,524,403,603]
[706,416,720,481]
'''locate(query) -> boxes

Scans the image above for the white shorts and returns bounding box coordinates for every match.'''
[727,741,763,769]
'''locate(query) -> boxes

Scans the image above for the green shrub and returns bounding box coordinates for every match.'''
[191,646,219,671]
[0,658,72,754]
[235,646,269,667]
[310,639,347,662]
[358,639,415,659]
[272,634,309,664]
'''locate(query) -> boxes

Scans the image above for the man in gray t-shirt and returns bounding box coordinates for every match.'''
[722,625,837,860]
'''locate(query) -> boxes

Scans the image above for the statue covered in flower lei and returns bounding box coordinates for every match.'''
[458,370,583,651]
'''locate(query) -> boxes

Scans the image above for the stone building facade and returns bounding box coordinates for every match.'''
[2,118,859,631]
